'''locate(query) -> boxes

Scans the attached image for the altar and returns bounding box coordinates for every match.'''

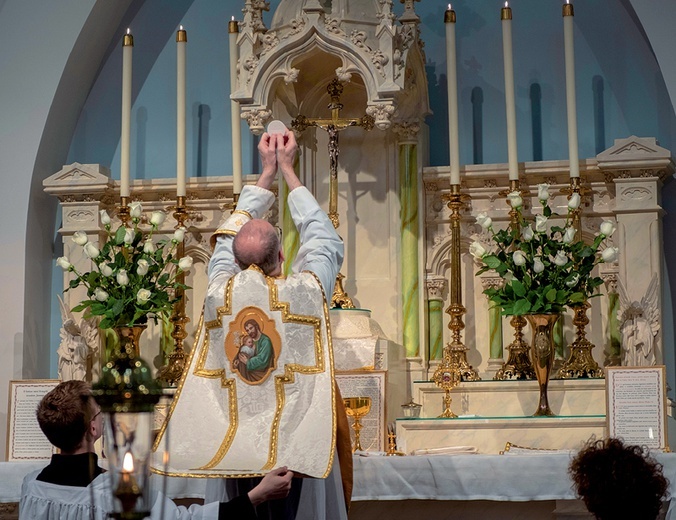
[3,452,676,520]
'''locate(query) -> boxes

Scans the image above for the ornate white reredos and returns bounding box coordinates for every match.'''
[596,136,673,178]
[43,163,113,201]
[234,0,429,133]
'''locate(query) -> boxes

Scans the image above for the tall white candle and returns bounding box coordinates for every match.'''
[445,5,460,186]
[229,17,243,195]
[176,26,187,197]
[121,29,133,198]
[501,2,518,181]
[563,1,579,178]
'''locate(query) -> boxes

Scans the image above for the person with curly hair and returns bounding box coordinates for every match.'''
[569,437,669,520]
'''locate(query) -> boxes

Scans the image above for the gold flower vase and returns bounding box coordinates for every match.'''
[525,314,559,417]
[113,324,147,358]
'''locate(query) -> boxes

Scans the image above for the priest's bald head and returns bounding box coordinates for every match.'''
[232,219,284,277]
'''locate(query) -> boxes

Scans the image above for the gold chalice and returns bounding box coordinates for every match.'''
[343,396,372,452]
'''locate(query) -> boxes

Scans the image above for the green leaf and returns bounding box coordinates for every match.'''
[546,288,557,302]
[569,292,585,303]
[512,279,526,297]
[114,226,127,245]
[513,299,532,315]
[484,255,502,269]
[72,301,93,312]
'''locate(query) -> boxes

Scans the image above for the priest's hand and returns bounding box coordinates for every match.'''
[277,131,301,191]
[247,466,294,506]
[257,132,279,190]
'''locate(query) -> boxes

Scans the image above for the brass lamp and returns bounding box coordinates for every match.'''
[93,351,165,519]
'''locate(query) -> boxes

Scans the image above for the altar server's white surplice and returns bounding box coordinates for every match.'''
[19,471,219,520]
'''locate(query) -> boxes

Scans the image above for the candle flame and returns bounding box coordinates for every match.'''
[231,15,235,21]
[122,451,135,472]
[505,1,509,7]
[179,25,183,31]
[126,28,130,35]
[448,3,451,10]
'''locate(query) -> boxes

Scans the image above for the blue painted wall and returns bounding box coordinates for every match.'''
[68,0,675,180]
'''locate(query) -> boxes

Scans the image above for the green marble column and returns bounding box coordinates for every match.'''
[607,291,621,360]
[400,141,420,358]
[281,162,300,277]
[426,279,446,361]
[428,294,444,360]
[488,302,503,360]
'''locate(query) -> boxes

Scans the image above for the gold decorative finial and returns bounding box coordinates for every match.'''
[444,5,456,24]
[501,3,512,21]
[123,28,134,47]
[228,17,239,34]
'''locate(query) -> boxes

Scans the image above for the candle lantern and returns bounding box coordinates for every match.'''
[93,350,166,519]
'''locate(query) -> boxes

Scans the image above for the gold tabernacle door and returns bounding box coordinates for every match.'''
[152,267,337,478]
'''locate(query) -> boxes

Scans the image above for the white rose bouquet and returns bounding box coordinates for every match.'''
[472,185,618,316]
[57,202,192,329]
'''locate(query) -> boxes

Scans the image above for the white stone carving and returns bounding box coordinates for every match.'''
[618,274,659,367]
[241,108,272,134]
[426,278,446,300]
[57,295,99,381]
[366,103,395,130]
[392,120,420,142]
[283,67,299,84]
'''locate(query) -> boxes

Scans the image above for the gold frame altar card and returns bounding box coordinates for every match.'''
[6,379,60,461]
[606,366,668,450]
[336,371,386,452]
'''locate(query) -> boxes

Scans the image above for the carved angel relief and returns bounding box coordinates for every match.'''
[57,295,100,381]
[617,274,659,367]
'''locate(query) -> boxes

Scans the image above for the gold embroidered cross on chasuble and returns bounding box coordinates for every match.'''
[152,267,337,478]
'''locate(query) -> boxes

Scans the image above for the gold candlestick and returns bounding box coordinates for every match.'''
[495,179,535,381]
[557,177,603,379]
[432,183,479,417]
[118,196,131,226]
[158,196,191,385]
[386,423,405,456]
[442,184,480,381]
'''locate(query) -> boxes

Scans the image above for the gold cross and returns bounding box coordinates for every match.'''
[291,78,374,229]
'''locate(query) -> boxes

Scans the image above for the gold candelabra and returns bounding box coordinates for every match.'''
[432,183,480,417]
[557,177,603,379]
[494,179,535,381]
[158,196,191,385]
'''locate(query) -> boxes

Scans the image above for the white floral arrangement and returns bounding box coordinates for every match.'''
[57,202,193,329]
[471,184,618,316]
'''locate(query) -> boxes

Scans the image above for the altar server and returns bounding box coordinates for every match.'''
[19,380,292,520]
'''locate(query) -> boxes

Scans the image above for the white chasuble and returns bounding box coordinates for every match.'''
[152,267,337,479]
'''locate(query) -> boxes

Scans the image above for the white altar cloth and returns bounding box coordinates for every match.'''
[352,452,676,518]
[3,454,676,517]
